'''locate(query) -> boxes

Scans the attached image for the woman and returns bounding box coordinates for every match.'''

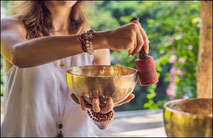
[1,1,149,137]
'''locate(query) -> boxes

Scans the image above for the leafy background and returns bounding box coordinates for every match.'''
[1,1,200,111]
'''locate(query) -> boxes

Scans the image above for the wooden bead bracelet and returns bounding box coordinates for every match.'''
[77,30,94,55]
[87,110,114,122]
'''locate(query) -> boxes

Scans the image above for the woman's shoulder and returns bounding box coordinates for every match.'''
[1,16,20,27]
[1,16,26,34]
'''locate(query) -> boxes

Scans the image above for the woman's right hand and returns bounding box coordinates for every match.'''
[106,17,149,56]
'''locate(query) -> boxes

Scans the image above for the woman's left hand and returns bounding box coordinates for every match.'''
[71,94,135,114]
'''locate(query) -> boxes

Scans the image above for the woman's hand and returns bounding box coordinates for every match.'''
[71,94,134,130]
[106,17,149,56]
[71,94,135,114]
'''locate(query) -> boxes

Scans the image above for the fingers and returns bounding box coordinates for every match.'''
[128,23,143,56]
[131,24,144,56]
[128,31,136,56]
[79,95,133,113]
[100,97,114,114]
[79,96,92,111]
[78,96,113,114]
[135,21,149,55]
[130,17,139,22]
[128,17,139,56]
[130,17,149,55]
[92,97,101,112]
[71,94,80,104]
[140,27,149,55]
[115,94,135,107]
[106,97,114,111]
[77,94,134,113]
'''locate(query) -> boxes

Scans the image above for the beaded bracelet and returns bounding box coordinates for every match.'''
[85,30,94,55]
[77,30,94,55]
[87,110,114,122]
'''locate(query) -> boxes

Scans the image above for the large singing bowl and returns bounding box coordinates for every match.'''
[163,98,212,137]
[66,65,137,105]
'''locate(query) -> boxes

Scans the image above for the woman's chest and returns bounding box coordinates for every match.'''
[21,54,93,90]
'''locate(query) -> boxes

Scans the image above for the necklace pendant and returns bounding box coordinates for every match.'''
[59,123,63,129]
[57,123,63,137]
[58,132,63,138]
[60,62,65,68]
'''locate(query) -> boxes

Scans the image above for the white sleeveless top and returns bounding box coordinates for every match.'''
[1,53,97,137]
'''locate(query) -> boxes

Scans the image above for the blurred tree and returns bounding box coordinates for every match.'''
[99,1,200,110]
[197,1,212,98]
[87,2,119,30]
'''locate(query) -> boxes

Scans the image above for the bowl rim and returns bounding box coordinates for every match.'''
[163,98,212,118]
[66,65,138,78]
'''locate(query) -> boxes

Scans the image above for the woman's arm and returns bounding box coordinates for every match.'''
[1,17,148,69]
[1,17,108,68]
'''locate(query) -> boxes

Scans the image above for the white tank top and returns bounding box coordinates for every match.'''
[1,53,97,137]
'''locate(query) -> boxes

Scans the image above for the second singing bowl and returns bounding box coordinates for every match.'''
[66,65,137,105]
[163,98,212,137]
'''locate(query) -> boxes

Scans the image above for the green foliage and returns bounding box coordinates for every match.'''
[1,1,14,16]
[90,1,200,110]
[88,3,119,30]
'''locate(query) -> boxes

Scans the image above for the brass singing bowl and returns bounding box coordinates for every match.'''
[66,65,137,105]
[163,98,212,137]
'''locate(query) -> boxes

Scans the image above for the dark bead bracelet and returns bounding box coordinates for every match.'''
[87,110,114,122]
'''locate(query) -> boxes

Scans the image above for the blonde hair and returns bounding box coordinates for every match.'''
[11,1,89,39]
